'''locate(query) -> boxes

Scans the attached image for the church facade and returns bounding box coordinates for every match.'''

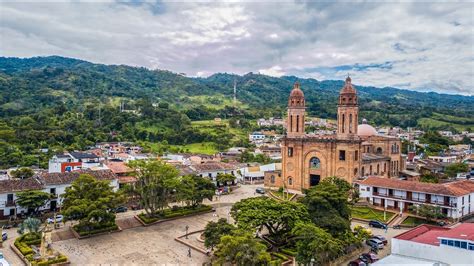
[273,77,403,191]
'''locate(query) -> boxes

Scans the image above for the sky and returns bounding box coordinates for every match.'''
[0,0,473,95]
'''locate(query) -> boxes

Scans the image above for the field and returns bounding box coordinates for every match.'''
[418,112,474,131]
[351,206,395,222]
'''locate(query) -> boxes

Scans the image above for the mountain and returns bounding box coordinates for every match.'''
[0,56,473,168]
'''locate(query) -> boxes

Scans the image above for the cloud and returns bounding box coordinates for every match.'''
[0,1,472,95]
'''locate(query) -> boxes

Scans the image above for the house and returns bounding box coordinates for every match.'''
[104,160,136,188]
[48,152,102,173]
[0,170,119,219]
[375,223,474,265]
[249,132,266,142]
[428,155,458,164]
[190,162,241,186]
[241,163,281,184]
[399,170,422,181]
[357,176,474,219]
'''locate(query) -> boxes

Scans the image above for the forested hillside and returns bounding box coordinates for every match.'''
[0,56,473,168]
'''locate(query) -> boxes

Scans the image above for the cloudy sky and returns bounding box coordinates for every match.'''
[1,1,473,95]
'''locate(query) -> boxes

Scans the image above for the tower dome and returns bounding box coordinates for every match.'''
[288,82,305,107]
[339,76,357,105]
[358,119,377,136]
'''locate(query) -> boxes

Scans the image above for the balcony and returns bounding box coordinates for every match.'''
[5,200,15,207]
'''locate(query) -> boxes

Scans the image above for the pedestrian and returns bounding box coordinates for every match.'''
[385,225,388,234]
[188,247,192,257]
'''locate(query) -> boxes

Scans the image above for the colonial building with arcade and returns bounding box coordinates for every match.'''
[273,77,403,191]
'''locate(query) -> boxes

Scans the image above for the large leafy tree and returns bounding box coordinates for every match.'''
[128,159,180,217]
[178,175,216,207]
[444,162,469,177]
[216,173,235,185]
[301,181,351,236]
[214,231,271,266]
[231,197,309,243]
[409,204,446,222]
[203,218,235,250]
[61,174,124,229]
[291,222,343,265]
[10,167,35,179]
[15,190,51,213]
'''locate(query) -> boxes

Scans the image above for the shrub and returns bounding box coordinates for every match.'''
[138,205,212,224]
[278,187,284,193]
[280,248,297,257]
[74,223,118,236]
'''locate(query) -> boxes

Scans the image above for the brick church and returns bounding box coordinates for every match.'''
[271,77,404,191]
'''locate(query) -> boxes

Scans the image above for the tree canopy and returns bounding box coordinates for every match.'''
[214,231,271,266]
[203,218,236,250]
[15,190,51,213]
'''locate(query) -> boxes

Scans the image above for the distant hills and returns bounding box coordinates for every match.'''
[1,56,473,130]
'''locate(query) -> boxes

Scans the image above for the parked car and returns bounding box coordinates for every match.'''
[115,206,128,213]
[371,235,388,245]
[2,231,7,241]
[0,251,10,266]
[437,221,447,226]
[361,252,379,263]
[348,258,367,266]
[47,214,63,224]
[366,238,384,249]
[255,188,265,194]
[369,220,387,229]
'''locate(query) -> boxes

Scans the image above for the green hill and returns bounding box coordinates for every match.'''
[0,56,472,168]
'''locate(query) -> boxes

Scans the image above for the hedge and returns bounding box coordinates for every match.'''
[271,252,289,261]
[280,248,297,257]
[74,223,119,236]
[14,233,68,265]
[138,205,212,224]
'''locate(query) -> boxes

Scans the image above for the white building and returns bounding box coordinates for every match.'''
[428,155,458,163]
[0,170,119,219]
[190,162,242,185]
[375,223,474,265]
[48,152,102,173]
[249,132,266,142]
[357,176,474,219]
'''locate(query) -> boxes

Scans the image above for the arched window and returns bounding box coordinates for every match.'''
[384,162,387,173]
[362,166,365,176]
[377,164,380,174]
[376,147,383,154]
[354,168,358,176]
[290,115,293,132]
[270,175,275,184]
[342,114,345,133]
[370,165,373,175]
[309,157,321,169]
[349,114,353,133]
[288,177,293,186]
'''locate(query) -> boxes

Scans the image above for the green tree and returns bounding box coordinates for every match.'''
[231,197,309,243]
[291,222,343,265]
[409,204,446,222]
[301,182,351,237]
[216,173,235,186]
[444,162,469,177]
[15,190,51,214]
[178,175,216,207]
[128,160,180,217]
[420,173,439,183]
[10,167,35,179]
[61,174,124,230]
[320,176,352,194]
[214,231,271,266]
[203,218,235,250]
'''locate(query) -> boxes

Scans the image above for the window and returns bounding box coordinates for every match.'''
[270,175,275,184]
[367,187,370,192]
[290,115,293,132]
[376,147,382,154]
[377,164,380,174]
[461,241,467,249]
[296,115,299,132]
[448,240,454,246]
[339,150,346,161]
[362,166,365,176]
[342,114,345,133]
[455,241,460,248]
[310,157,321,169]
[50,188,56,195]
[349,114,353,133]
[370,165,373,175]
[354,168,358,176]
[288,177,293,185]
[355,151,358,161]
[469,244,474,250]
[441,239,448,245]
[288,147,293,157]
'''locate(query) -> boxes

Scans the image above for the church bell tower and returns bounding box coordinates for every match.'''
[337,76,359,137]
[287,82,306,137]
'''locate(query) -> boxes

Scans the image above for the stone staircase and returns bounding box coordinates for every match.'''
[116,216,143,230]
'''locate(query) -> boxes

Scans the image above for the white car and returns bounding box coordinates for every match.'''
[0,252,11,266]
[47,214,63,224]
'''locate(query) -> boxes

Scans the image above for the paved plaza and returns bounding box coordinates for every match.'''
[1,184,407,265]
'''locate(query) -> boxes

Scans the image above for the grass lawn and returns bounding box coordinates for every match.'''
[171,142,219,155]
[270,190,294,200]
[401,216,437,226]
[351,206,395,222]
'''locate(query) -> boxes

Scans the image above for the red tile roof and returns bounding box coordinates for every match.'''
[357,176,474,197]
[394,223,474,246]
[105,161,133,174]
[190,162,239,172]
[0,178,43,193]
[38,169,117,185]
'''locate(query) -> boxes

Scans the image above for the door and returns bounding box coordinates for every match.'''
[50,200,57,211]
[310,175,320,186]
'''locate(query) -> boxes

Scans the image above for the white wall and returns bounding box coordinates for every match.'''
[392,238,473,265]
